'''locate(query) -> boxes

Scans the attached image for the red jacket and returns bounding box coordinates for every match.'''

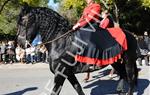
[77,3,101,27]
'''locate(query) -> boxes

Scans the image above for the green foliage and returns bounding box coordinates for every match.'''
[20,0,40,6]
[0,0,19,35]
[140,0,150,8]
[19,0,48,7]
[62,0,85,10]
[60,0,150,34]
[59,0,86,23]
[39,0,49,7]
[59,0,114,24]
[0,0,48,38]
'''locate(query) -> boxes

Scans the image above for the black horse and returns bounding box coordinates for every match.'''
[17,4,138,95]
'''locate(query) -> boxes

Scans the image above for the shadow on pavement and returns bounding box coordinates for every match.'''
[84,69,118,83]
[83,78,149,95]
[136,79,150,95]
[4,87,38,95]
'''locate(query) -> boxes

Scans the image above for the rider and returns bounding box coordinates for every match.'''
[100,10,116,78]
[100,10,114,29]
[72,0,101,81]
[72,0,101,30]
[72,0,127,81]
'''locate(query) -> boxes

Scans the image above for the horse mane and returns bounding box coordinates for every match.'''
[19,4,72,43]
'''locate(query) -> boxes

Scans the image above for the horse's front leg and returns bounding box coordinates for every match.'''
[68,73,85,95]
[50,74,66,95]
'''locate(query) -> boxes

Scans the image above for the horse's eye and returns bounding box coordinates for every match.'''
[22,15,29,22]
[22,16,28,20]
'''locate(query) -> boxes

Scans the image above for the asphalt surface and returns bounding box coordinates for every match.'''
[0,63,150,95]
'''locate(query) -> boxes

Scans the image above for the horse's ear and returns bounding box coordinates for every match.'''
[20,2,29,8]
[21,2,31,14]
[22,2,29,7]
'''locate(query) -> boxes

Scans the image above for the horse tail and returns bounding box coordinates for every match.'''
[134,59,138,86]
[124,30,139,86]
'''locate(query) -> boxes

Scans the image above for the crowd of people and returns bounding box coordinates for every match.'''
[0,40,48,64]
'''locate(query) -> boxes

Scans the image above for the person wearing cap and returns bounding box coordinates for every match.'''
[72,0,101,30]
[99,10,116,78]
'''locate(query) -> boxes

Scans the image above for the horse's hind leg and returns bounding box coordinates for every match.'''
[68,73,85,95]
[124,54,138,95]
[125,60,137,95]
[111,62,126,93]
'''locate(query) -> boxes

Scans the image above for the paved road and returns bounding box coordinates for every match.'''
[0,63,150,95]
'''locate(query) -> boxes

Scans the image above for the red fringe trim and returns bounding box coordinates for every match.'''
[75,52,122,66]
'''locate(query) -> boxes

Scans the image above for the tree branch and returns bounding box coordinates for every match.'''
[0,0,11,14]
[114,3,119,23]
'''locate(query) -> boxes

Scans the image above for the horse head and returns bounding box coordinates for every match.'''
[17,3,72,49]
[17,4,37,48]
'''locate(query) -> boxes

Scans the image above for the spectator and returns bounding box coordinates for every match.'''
[0,41,2,63]
[137,32,150,66]
[143,31,149,50]
[0,41,6,64]
[15,44,25,63]
[6,41,15,64]
[30,46,36,64]
[25,45,32,64]
[143,31,150,65]
[39,45,47,63]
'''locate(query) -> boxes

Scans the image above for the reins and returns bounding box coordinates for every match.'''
[40,29,74,46]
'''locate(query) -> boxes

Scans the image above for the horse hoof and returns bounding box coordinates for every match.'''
[117,90,126,95]
[117,91,126,95]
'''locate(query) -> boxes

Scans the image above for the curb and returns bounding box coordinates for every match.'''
[0,63,49,69]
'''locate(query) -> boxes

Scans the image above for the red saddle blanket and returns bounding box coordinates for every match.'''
[74,27,127,66]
